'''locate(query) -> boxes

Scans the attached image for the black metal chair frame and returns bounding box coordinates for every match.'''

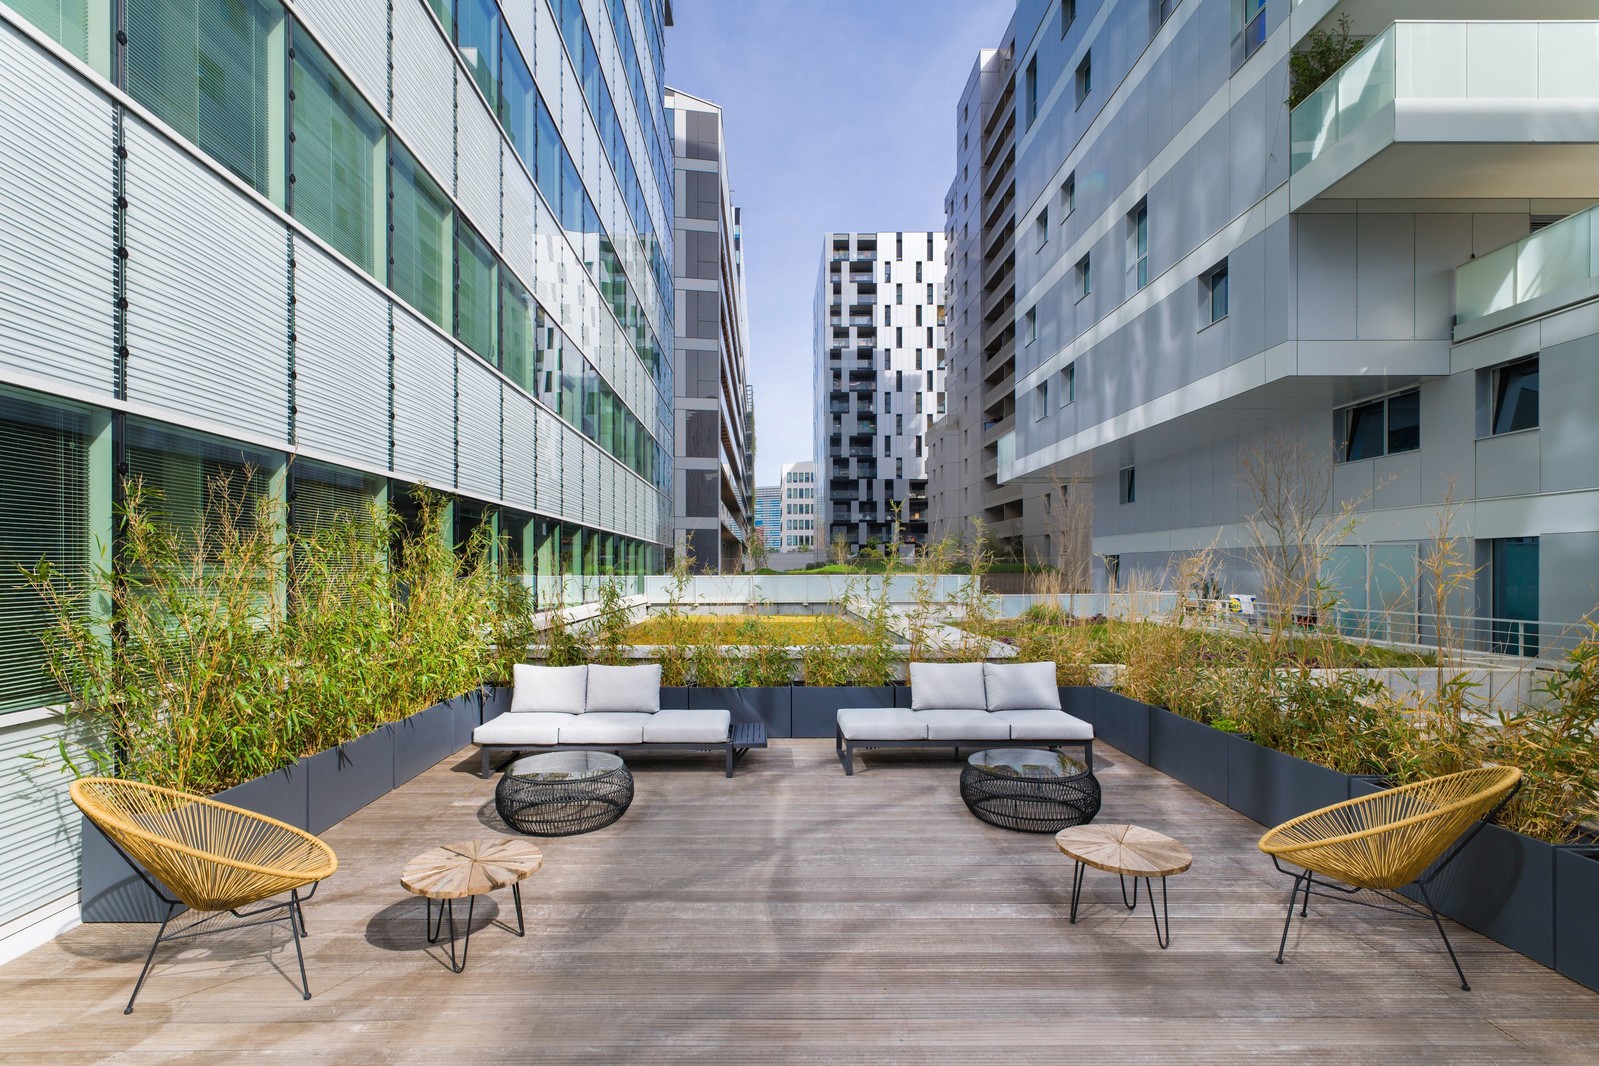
[1068,863,1176,949]
[835,728,1094,777]
[1270,779,1522,991]
[423,882,526,973]
[88,822,321,1015]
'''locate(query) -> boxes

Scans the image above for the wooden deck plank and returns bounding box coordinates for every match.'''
[0,740,1593,1063]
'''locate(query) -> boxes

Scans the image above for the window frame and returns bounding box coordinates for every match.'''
[1336,388,1421,463]
[1489,356,1540,436]
[1074,253,1092,301]
[1074,52,1092,108]
[1200,259,1229,327]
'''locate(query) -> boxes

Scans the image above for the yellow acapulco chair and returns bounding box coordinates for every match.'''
[70,777,338,1014]
[1258,766,1522,991]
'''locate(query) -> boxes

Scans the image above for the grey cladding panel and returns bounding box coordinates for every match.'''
[684,290,719,340]
[457,354,501,499]
[294,241,390,468]
[684,110,718,161]
[682,170,719,221]
[503,386,537,511]
[682,229,718,280]
[0,25,115,395]
[392,0,455,188]
[124,121,288,442]
[391,309,456,488]
[293,0,388,110]
[1356,214,1416,341]
[1296,214,1357,340]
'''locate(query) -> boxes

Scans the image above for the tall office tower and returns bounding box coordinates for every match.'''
[779,461,818,552]
[814,231,947,555]
[985,0,1599,643]
[928,15,1051,562]
[0,0,671,941]
[753,484,782,552]
[666,88,754,572]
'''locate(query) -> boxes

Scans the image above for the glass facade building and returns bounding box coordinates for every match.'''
[0,0,672,935]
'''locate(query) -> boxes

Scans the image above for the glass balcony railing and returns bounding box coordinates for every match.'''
[1291,21,1599,174]
[1457,205,1599,323]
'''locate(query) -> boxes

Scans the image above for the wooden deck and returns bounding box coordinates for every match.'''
[3,740,1595,1063]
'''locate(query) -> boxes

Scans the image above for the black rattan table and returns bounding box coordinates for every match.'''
[495,751,634,836]
[960,748,1101,833]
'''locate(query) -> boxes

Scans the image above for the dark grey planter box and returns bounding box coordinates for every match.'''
[894,683,913,708]
[1226,736,1351,828]
[393,701,457,786]
[1091,689,1150,763]
[1555,847,1599,993]
[1148,707,1230,801]
[1060,687,1097,730]
[1425,821,1557,969]
[451,690,484,751]
[305,725,396,834]
[80,760,308,923]
[792,685,895,738]
[660,686,690,710]
[690,686,792,738]
[480,684,510,723]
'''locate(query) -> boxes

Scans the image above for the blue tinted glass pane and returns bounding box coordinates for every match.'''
[1386,390,1420,453]
[1493,360,1539,434]
[1343,401,1383,461]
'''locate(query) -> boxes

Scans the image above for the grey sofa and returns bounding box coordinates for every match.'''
[474,663,766,777]
[835,661,1093,774]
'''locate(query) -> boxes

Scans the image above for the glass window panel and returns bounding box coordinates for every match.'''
[291,34,384,275]
[1386,389,1420,454]
[501,274,535,392]
[1343,400,1384,461]
[499,29,535,163]
[0,392,93,712]
[125,0,285,202]
[534,92,561,209]
[1493,358,1539,434]
[390,146,452,329]
[10,0,111,72]
[455,0,499,109]
[455,223,497,362]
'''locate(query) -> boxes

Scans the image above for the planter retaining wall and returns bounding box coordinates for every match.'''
[80,691,486,923]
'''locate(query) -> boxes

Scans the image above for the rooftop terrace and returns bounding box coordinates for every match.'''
[4,740,1594,1063]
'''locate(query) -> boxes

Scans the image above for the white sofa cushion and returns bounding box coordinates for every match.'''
[586,663,662,714]
[983,662,1061,711]
[642,708,731,743]
[837,707,927,741]
[558,713,650,745]
[909,662,988,711]
[511,664,588,714]
[473,712,564,747]
[914,708,1010,741]
[992,709,1093,741]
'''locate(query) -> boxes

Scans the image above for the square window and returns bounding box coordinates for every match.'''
[1025,306,1038,344]
[1074,254,1092,300]
[1035,208,1049,251]
[1062,173,1076,216]
[1492,357,1539,434]
[1075,52,1092,106]
[1061,363,1076,405]
[1035,380,1050,420]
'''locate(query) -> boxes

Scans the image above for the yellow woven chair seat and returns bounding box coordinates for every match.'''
[71,777,338,912]
[1258,766,1522,890]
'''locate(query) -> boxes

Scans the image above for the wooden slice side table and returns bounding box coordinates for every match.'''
[401,838,544,972]
[1055,823,1192,948]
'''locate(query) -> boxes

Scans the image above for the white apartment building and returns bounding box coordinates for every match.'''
[980,0,1599,652]
[779,461,818,552]
[814,231,948,552]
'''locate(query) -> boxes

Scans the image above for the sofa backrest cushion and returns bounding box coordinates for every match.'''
[511,664,588,714]
[910,661,988,711]
[983,662,1061,711]
[586,663,663,714]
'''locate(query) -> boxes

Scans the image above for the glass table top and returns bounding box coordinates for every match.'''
[504,750,625,781]
[967,748,1089,779]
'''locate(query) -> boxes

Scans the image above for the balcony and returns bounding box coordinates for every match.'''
[1456,203,1599,333]
[847,316,876,328]
[1289,21,1599,210]
[848,446,875,458]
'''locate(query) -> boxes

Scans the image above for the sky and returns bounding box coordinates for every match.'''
[665,0,1016,485]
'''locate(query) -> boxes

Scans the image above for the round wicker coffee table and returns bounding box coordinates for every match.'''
[495,750,634,836]
[1055,823,1192,948]
[960,748,1102,833]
